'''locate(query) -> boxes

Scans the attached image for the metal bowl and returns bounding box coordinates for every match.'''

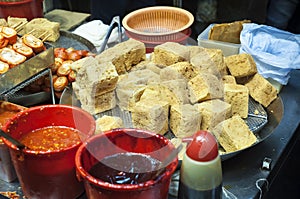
[220,96,283,160]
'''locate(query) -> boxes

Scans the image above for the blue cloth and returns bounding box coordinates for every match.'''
[240,23,300,85]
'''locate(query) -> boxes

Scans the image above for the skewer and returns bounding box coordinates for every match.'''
[38,31,49,39]
[15,23,27,32]
[15,26,25,34]
[41,33,52,42]
[11,21,28,34]
[11,21,23,29]
[26,29,36,35]
[15,26,23,33]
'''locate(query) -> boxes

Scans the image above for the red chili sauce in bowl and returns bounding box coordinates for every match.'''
[19,126,82,151]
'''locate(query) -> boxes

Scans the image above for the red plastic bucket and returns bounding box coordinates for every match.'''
[0,0,44,20]
[2,104,96,199]
[75,128,179,199]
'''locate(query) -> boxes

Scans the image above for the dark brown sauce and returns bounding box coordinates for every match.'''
[88,152,162,185]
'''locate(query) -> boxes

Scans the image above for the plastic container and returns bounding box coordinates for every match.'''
[0,144,16,182]
[75,128,178,199]
[178,130,223,199]
[0,101,27,182]
[197,24,241,56]
[2,104,96,199]
[0,0,44,20]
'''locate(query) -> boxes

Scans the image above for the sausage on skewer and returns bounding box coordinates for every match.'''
[12,42,34,58]
[22,34,45,54]
[0,47,26,68]
[0,60,9,74]
[1,27,17,44]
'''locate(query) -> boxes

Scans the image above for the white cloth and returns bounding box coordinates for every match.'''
[240,23,300,85]
[72,20,123,52]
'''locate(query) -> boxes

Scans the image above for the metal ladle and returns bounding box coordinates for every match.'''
[0,129,26,150]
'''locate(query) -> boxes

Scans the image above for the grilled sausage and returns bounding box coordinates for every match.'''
[56,60,73,76]
[22,34,45,54]
[0,33,9,48]
[53,76,68,92]
[1,27,17,44]
[0,47,26,68]
[12,42,34,58]
[0,60,9,74]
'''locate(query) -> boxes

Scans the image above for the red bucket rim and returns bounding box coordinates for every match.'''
[0,0,39,5]
[2,104,95,155]
[75,128,178,191]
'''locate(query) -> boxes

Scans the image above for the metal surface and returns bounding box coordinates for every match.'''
[0,48,54,96]
[7,90,52,107]
[49,30,97,53]
[221,96,283,160]
[59,84,282,161]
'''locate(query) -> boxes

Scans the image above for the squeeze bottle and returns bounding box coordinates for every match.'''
[178,130,222,199]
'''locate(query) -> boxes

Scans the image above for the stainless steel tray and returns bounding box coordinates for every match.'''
[0,47,55,106]
[60,85,283,160]
[0,48,54,96]
[0,31,97,107]
[7,91,52,107]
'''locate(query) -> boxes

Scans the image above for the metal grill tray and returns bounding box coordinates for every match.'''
[0,47,55,107]
[60,85,283,160]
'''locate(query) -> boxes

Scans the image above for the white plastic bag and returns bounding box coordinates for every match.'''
[240,23,300,85]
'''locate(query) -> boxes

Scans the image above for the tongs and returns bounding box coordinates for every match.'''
[99,16,122,53]
[0,129,26,150]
